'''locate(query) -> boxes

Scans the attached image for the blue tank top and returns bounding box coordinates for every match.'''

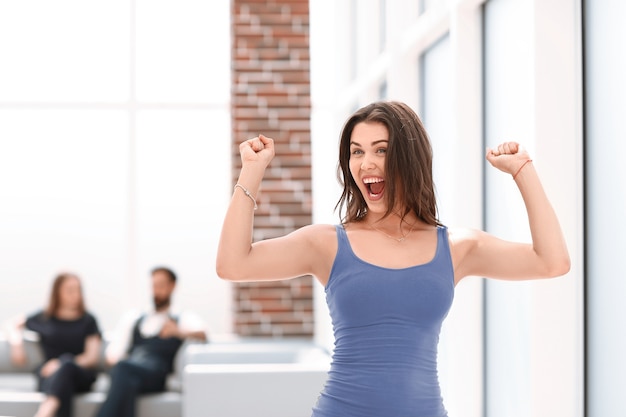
[312,225,455,417]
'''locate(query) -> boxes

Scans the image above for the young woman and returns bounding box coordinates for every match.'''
[216,101,570,417]
[8,273,102,417]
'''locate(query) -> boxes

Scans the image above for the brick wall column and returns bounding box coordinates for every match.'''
[231,0,313,337]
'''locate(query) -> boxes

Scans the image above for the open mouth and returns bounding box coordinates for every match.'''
[363,177,385,200]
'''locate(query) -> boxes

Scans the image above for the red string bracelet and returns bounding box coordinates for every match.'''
[513,159,533,180]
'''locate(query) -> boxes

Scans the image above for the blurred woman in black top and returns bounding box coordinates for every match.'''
[8,272,102,417]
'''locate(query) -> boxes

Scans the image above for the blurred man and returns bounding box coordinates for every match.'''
[95,266,207,417]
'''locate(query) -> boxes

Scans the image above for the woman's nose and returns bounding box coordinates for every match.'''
[361,154,376,170]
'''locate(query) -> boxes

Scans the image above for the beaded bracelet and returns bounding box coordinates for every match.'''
[234,183,258,210]
[513,159,533,180]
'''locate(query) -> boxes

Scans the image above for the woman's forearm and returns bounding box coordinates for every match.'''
[515,162,570,276]
[75,336,102,369]
[216,163,265,279]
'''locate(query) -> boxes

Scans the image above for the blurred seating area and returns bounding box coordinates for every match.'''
[0,331,330,417]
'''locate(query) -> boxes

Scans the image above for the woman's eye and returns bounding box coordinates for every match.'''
[377,148,387,154]
[351,149,363,155]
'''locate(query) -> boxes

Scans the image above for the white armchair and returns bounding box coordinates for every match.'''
[182,341,331,417]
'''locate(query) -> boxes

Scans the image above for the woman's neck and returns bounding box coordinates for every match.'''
[55,306,81,320]
[366,212,421,228]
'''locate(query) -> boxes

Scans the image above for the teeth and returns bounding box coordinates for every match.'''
[363,177,384,184]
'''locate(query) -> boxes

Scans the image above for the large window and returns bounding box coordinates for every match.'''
[0,0,232,333]
[584,1,626,415]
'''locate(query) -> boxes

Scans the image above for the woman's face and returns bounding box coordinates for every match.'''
[58,276,82,310]
[348,121,389,213]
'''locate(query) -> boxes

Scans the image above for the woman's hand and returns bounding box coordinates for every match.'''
[10,344,27,367]
[486,141,532,177]
[6,315,27,367]
[40,358,61,378]
[239,134,275,168]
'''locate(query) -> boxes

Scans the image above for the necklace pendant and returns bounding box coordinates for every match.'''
[398,237,405,242]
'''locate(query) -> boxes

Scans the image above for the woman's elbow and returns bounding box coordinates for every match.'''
[215,266,232,281]
[215,262,245,281]
[545,255,571,278]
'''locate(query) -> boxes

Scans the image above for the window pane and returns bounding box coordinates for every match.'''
[135,0,230,103]
[135,109,232,332]
[585,1,626,415]
[0,1,130,102]
[483,0,534,415]
[421,0,444,13]
[0,110,129,330]
[420,34,453,221]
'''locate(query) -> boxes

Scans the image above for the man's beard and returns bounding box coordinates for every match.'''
[153,296,171,311]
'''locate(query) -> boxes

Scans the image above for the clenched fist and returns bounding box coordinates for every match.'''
[239,134,275,168]
[486,141,532,177]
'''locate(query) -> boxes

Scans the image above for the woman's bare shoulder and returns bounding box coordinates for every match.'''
[292,224,338,284]
[447,226,482,242]
[446,226,484,256]
[295,223,339,242]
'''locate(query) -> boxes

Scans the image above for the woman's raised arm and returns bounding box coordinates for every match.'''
[453,142,571,283]
[216,135,331,282]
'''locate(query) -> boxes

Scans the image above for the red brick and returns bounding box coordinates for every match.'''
[232,0,313,338]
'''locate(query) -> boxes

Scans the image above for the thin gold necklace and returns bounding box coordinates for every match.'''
[369,221,416,243]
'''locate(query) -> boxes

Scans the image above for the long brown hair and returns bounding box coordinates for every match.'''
[336,101,440,226]
[44,273,85,318]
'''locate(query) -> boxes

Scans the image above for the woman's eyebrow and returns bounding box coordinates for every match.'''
[350,139,388,147]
